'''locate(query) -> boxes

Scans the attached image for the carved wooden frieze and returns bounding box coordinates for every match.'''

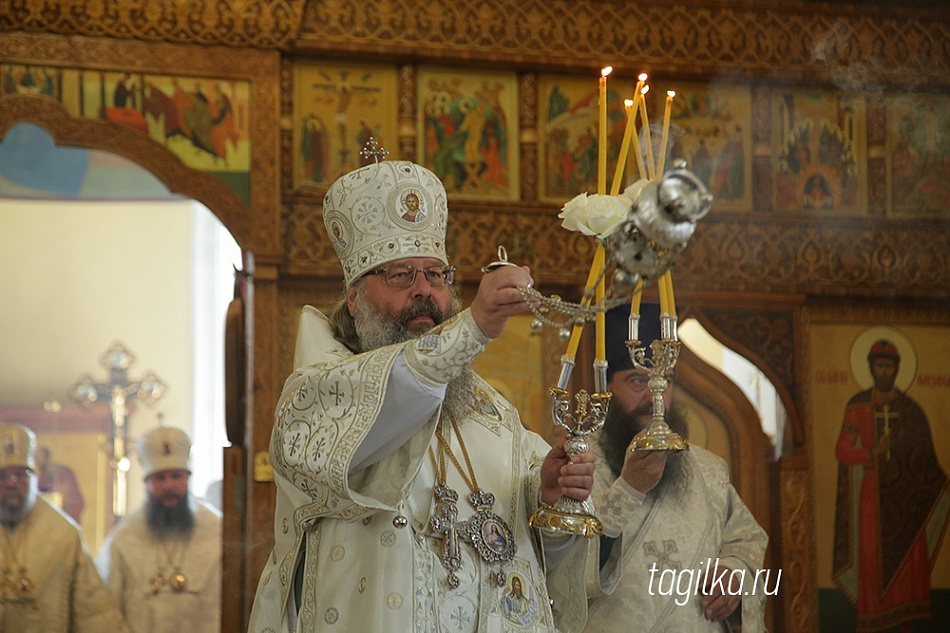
[295,0,950,88]
[675,216,950,298]
[284,199,950,299]
[0,0,308,49]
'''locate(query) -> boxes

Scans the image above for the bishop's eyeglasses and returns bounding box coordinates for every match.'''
[369,264,456,287]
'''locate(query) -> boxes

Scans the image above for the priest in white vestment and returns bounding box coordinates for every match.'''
[96,425,222,633]
[248,155,594,633]
[0,422,130,633]
[585,305,769,632]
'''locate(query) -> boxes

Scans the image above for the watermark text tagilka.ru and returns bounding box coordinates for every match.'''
[648,558,782,606]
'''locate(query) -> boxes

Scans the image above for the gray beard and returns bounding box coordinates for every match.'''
[353,287,477,419]
[352,289,451,352]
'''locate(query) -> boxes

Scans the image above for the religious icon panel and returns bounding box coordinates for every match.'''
[538,73,629,204]
[808,314,950,631]
[293,60,399,190]
[771,88,867,214]
[417,66,519,201]
[652,80,754,212]
[886,92,950,217]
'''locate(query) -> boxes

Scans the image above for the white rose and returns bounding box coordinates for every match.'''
[558,193,630,239]
[620,179,651,207]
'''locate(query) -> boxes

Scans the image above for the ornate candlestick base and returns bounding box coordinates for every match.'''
[529,501,604,537]
[628,424,689,452]
[529,386,609,538]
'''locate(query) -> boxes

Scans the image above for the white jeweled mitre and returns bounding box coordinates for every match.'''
[323,158,449,287]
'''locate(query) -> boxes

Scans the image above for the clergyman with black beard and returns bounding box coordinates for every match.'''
[96,425,222,633]
[584,304,769,633]
[248,156,595,633]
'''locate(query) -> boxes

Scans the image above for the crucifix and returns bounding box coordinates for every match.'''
[430,483,465,589]
[71,342,166,517]
[875,403,897,461]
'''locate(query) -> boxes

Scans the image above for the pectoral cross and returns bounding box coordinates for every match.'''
[430,483,465,589]
[874,403,898,461]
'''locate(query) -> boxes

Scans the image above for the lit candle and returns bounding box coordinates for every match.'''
[657,90,676,176]
[638,85,655,180]
[633,72,647,102]
[610,98,636,196]
[630,93,648,182]
[629,73,648,183]
[598,66,612,195]
[565,243,606,358]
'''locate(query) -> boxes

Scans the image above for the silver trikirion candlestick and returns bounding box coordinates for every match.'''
[528,357,609,538]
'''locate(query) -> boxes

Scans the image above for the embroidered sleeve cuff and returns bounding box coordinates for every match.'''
[403,309,488,387]
[616,477,647,504]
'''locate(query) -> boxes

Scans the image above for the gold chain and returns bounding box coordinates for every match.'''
[0,518,28,572]
[1,517,34,601]
[431,412,479,493]
[156,536,187,572]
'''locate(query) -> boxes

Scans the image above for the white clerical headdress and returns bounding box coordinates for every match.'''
[323,144,449,287]
[0,422,36,471]
[136,425,192,478]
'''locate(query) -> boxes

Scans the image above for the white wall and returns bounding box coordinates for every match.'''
[0,198,238,535]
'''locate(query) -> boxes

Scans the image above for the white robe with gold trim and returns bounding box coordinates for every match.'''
[96,501,222,633]
[585,445,769,632]
[248,307,588,633]
[0,497,128,633]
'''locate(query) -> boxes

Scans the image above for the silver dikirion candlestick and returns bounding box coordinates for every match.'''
[627,311,688,452]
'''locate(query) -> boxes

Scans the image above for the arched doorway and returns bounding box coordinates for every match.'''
[0,94,255,632]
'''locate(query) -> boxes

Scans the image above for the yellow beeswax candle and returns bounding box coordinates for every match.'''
[598,67,612,195]
[565,243,606,357]
[657,90,675,176]
[596,275,606,361]
[638,85,655,180]
[630,278,643,316]
[610,98,636,196]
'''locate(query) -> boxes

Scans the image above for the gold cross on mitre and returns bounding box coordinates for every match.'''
[359,137,389,165]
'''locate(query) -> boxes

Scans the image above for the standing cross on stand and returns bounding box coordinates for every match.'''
[71,341,166,518]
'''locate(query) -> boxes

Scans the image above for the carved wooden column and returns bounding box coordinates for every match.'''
[279,57,295,193]
[752,84,772,213]
[399,64,417,161]
[866,94,887,217]
[776,453,818,633]
[519,72,538,202]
